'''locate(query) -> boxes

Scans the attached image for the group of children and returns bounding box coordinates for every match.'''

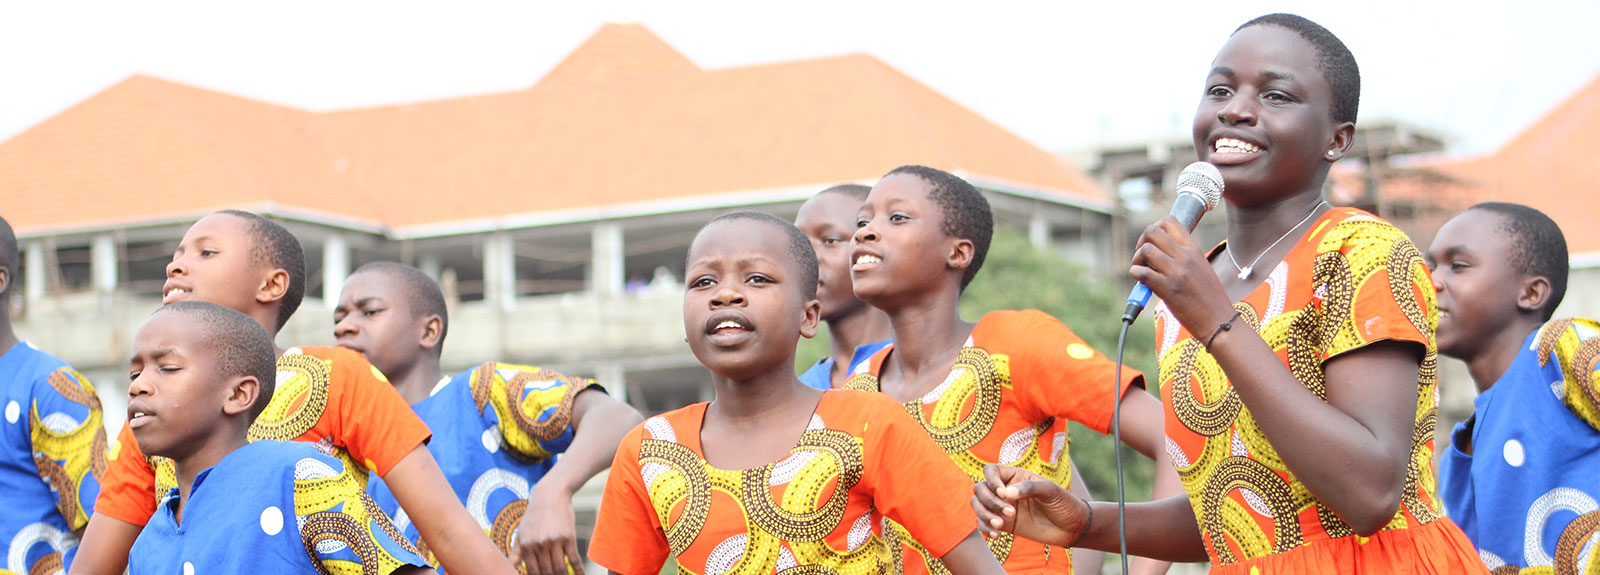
[2,11,1596,575]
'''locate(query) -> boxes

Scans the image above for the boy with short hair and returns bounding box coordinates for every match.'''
[794,184,893,390]
[589,212,1005,575]
[846,165,1178,574]
[1432,202,1598,573]
[0,215,107,573]
[74,211,517,575]
[333,261,643,575]
[125,301,433,575]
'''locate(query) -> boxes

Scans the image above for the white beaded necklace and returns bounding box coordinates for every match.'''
[1225,201,1329,280]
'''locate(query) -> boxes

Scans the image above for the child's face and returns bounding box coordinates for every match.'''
[1426,210,1528,360]
[796,192,869,321]
[1193,25,1343,204]
[164,214,269,312]
[683,219,819,381]
[851,173,956,304]
[334,271,426,379]
[126,311,230,460]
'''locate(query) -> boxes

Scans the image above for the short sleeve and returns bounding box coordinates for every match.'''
[291,452,432,574]
[1539,318,1600,431]
[474,364,604,460]
[1319,221,1434,359]
[325,349,432,477]
[588,425,671,575]
[93,423,158,526]
[861,394,976,558]
[28,366,107,530]
[998,310,1142,434]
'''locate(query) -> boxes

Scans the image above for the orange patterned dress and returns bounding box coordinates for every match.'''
[1153,207,1487,574]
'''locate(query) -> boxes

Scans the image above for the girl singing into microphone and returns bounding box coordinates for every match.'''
[973,14,1489,574]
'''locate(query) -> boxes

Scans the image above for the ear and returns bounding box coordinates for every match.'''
[0,266,9,298]
[256,268,291,306]
[1324,121,1357,162]
[799,297,822,339]
[221,375,261,417]
[419,315,444,352]
[1516,276,1553,316]
[945,237,975,274]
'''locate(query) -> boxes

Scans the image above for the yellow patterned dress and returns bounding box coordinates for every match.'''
[2,342,105,575]
[1154,207,1487,574]
[590,389,979,575]
[844,309,1142,575]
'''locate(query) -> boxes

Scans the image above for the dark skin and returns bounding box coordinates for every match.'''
[334,268,642,575]
[973,24,1426,557]
[73,214,518,575]
[0,259,20,361]
[605,219,1004,575]
[795,191,893,388]
[853,175,1178,573]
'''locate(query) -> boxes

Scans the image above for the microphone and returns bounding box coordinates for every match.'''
[1121,161,1224,324]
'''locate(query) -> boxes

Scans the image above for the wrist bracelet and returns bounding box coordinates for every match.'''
[1206,310,1243,350]
[1079,496,1093,534]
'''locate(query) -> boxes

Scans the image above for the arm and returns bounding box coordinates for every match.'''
[68,514,142,575]
[385,445,519,575]
[1131,217,1419,534]
[973,464,1208,562]
[1113,389,1180,575]
[1064,462,1104,575]
[937,531,1008,575]
[519,389,643,575]
[69,424,157,575]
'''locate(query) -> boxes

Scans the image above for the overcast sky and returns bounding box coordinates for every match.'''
[2,1,1596,159]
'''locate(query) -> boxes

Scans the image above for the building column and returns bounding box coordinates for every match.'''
[91,233,118,294]
[595,362,627,404]
[24,240,47,304]
[590,221,624,297]
[323,234,349,308]
[483,232,517,310]
[1029,212,1051,251]
[418,254,442,281]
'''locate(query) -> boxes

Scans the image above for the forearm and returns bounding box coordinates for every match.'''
[1128,454,1183,574]
[387,447,518,575]
[938,531,1008,575]
[68,513,140,575]
[1075,495,1208,563]
[1065,464,1104,575]
[538,393,640,496]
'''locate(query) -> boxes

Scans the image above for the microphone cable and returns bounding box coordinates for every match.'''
[1110,313,1134,575]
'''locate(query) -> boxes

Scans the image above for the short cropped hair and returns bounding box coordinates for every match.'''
[0,216,16,298]
[698,211,819,300]
[156,301,277,420]
[1469,202,1569,320]
[1237,14,1361,124]
[214,210,306,331]
[884,165,992,290]
[351,262,450,356]
[817,183,872,200]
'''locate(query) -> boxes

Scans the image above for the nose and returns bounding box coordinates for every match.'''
[166,253,186,278]
[1430,268,1445,294]
[128,371,153,398]
[853,220,878,244]
[1218,93,1258,126]
[709,285,745,308]
[333,314,358,339]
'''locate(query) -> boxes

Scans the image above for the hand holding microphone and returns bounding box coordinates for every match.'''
[1122,162,1224,324]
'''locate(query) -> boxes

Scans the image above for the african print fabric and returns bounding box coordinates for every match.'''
[129,440,430,575]
[589,389,976,575]
[368,362,601,572]
[843,310,1140,575]
[0,342,105,575]
[97,346,431,527]
[1442,318,1600,574]
[1154,207,1486,573]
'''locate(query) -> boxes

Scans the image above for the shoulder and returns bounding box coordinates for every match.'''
[1313,208,1417,257]
[632,403,707,445]
[1538,318,1600,371]
[6,342,72,385]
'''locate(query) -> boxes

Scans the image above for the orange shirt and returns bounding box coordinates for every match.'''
[845,309,1141,575]
[96,345,432,526]
[589,389,977,575]
[1155,208,1486,574]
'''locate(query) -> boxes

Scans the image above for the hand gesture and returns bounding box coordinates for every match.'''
[971,464,1091,547]
[1130,216,1234,337]
[517,484,584,575]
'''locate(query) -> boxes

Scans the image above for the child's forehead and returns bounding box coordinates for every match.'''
[688,220,793,266]
[135,311,210,352]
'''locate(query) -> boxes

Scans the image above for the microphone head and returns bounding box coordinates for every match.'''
[1176,162,1224,211]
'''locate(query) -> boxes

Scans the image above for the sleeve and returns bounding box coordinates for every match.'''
[1002,310,1143,434]
[588,425,672,575]
[1321,223,1433,359]
[863,395,978,559]
[28,366,107,530]
[482,364,605,460]
[1539,318,1600,431]
[326,349,433,477]
[92,423,158,526]
[292,451,433,574]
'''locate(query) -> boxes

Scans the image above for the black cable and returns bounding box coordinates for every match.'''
[1111,316,1133,575]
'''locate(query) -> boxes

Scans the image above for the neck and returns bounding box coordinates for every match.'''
[0,317,18,356]
[1465,318,1544,394]
[882,289,972,379]
[706,363,814,428]
[170,425,250,523]
[1224,192,1329,259]
[825,306,892,374]
[388,357,445,405]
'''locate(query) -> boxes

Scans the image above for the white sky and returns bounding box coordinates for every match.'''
[2,0,1596,158]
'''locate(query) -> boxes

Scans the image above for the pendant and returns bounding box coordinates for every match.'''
[1237,267,1252,280]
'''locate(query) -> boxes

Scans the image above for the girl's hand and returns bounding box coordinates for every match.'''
[971,464,1089,547]
[1130,216,1235,337]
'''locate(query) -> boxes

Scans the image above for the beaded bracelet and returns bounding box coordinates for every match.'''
[1206,310,1243,350]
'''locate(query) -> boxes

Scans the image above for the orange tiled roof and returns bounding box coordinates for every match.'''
[1370,72,1600,256]
[0,23,1108,237]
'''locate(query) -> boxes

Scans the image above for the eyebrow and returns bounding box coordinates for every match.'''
[1209,66,1234,77]
[354,297,384,307]
[1263,70,1296,82]
[131,347,181,363]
